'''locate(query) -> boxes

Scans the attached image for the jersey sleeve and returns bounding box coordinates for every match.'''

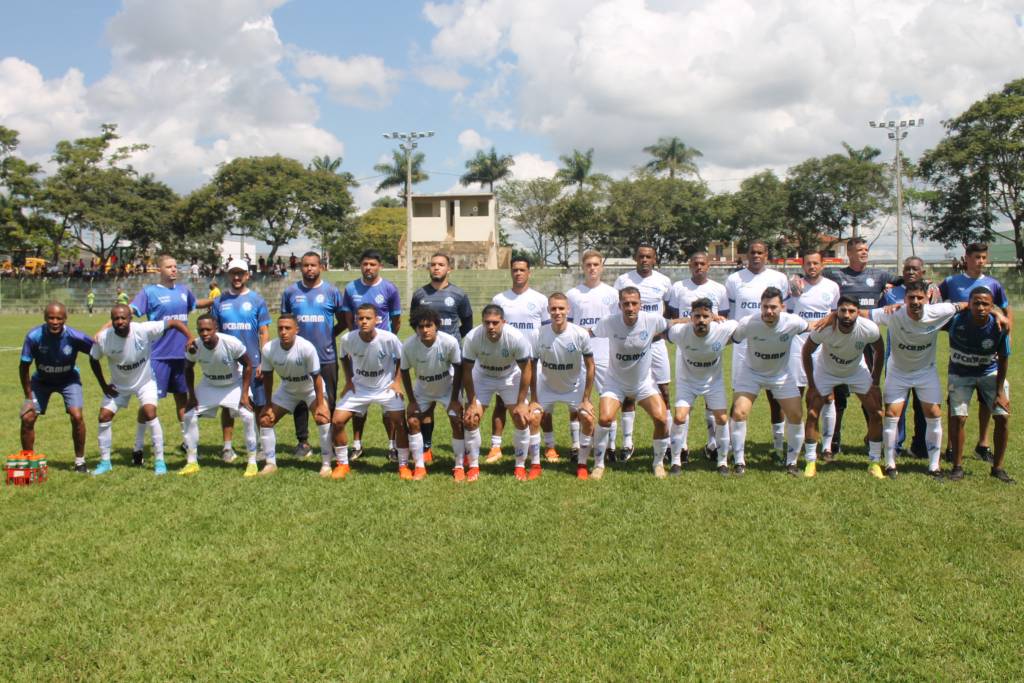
[279,289,292,314]
[184,346,199,363]
[929,302,960,327]
[142,320,169,341]
[938,277,951,301]
[387,284,402,317]
[540,297,551,325]
[725,276,738,317]
[130,288,148,317]
[592,317,610,339]
[338,333,350,359]
[186,287,197,312]
[457,291,473,325]
[89,332,106,360]
[731,317,749,342]
[462,332,478,362]
[994,281,1010,309]
[227,336,247,361]
[69,328,95,354]
[400,342,412,371]
[513,333,532,362]
[341,286,354,313]
[257,299,271,328]
[998,329,1011,357]
[449,337,463,365]
[808,325,829,345]
[579,329,593,356]
[863,319,881,343]
[20,332,36,364]
[667,323,684,346]
[613,274,626,290]
[260,343,273,372]
[306,346,321,376]
[653,315,668,336]
[869,308,891,327]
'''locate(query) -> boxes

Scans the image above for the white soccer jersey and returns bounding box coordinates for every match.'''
[90,321,166,390]
[667,278,729,318]
[567,282,618,362]
[725,268,790,322]
[463,324,532,379]
[668,319,738,383]
[535,323,593,394]
[593,312,667,389]
[789,278,840,324]
[870,303,959,373]
[733,312,808,375]
[809,317,880,377]
[185,334,247,387]
[491,288,549,352]
[614,270,672,315]
[261,336,321,395]
[401,331,461,396]
[340,329,402,392]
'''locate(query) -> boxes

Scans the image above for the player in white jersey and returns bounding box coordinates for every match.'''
[726,240,792,461]
[462,304,534,482]
[590,287,674,479]
[87,304,194,476]
[530,293,595,480]
[664,250,730,462]
[180,315,257,477]
[787,249,841,462]
[486,256,549,464]
[868,281,968,478]
[802,296,885,479]
[567,250,620,462]
[728,287,808,476]
[666,298,737,476]
[258,315,331,477]
[332,303,408,479]
[613,244,673,460]
[400,307,464,480]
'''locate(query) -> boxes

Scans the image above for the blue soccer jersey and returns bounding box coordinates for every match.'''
[947,311,1010,377]
[21,324,94,385]
[211,290,272,364]
[131,283,196,360]
[939,273,1010,308]
[280,281,344,363]
[342,278,401,331]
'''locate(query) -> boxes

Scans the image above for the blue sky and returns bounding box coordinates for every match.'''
[2,0,1022,257]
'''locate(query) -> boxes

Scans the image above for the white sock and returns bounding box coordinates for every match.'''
[569,421,580,448]
[608,420,618,450]
[730,419,747,466]
[653,437,669,466]
[238,407,258,454]
[98,421,113,459]
[705,410,717,449]
[75,455,86,466]
[529,433,541,465]
[491,434,502,448]
[389,439,396,452]
[772,422,785,452]
[180,419,187,444]
[578,439,591,465]
[183,410,200,460]
[670,419,687,463]
[868,440,882,463]
[133,421,146,451]
[352,439,362,453]
[317,423,333,465]
[410,432,425,468]
[926,417,943,472]
[580,431,591,448]
[883,416,900,468]
[678,417,690,451]
[543,431,555,449]
[466,429,481,468]
[785,421,804,466]
[334,444,349,465]
[821,401,836,450]
[622,412,635,448]
[147,418,164,460]
[714,422,730,467]
[452,438,465,469]
[514,428,529,468]
[593,423,610,468]
[260,427,277,464]
[398,447,410,467]
[805,440,818,462]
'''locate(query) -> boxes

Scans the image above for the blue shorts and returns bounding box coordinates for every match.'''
[152,358,188,398]
[250,381,267,407]
[31,379,84,415]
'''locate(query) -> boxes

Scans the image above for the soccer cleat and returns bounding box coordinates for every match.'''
[528,463,542,480]
[590,466,605,480]
[717,465,730,477]
[153,460,167,476]
[131,449,144,467]
[619,445,634,462]
[544,447,559,463]
[733,464,746,477]
[680,449,690,465]
[669,464,683,477]
[804,461,817,478]
[821,450,835,464]
[606,449,617,464]
[653,463,668,479]
[74,462,88,474]
[178,462,200,476]
[884,466,899,480]
[331,463,350,480]
[388,447,399,464]
[991,467,1015,484]
[786,464,799,477]
[453,467,466,482]
[576,465,589,480]
[704,445,717,462]
[222,449,238,464]
[258,462,278,477]
[466,466,480,482]
[243,462,259,478]
[350,446,364,461]
[293,442,312,459]
[514,466,527,481]
[948,466,965,481]
[975,445,994,464]
[319,463,332,478]
[423,448,433,465]
[570,446,580,460]
[413,466,427,481]
[398,465,413,480]
[868,463,885,479]
[484,446,503,464]
[928,468,945,481]
[179,442,188,454]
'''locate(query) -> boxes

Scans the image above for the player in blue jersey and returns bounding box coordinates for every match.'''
[939,243,1012,464]
[946,287,1013,483]
[19,302,94,472]
[281,251,346,459]
[342,249,402,459]
[127,255,213,465]
[211,259,272,461]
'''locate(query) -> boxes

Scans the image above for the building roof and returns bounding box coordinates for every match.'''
[412,192,493,200]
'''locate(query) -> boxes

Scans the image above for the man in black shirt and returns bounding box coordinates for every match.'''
[410,252,474,461]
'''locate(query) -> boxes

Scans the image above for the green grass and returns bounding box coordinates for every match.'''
[3,311,1023,681]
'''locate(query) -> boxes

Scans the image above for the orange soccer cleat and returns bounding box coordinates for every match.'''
[413,466,427,481]
[453,467,466,482]
[466,466,480,482]
[423,448,433,465]
[398,465,414,481]
[544,447,559,463]
[484,446,503,464]
[528,463,542,480]
[514,466,527,481]
[576,465,589,480]
[331,463,350,480]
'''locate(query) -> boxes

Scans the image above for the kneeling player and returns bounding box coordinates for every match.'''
[400,307,464,480]
[180,315,257,476]
[462,304,534,482]
[667,298,736,476]
[88,305,193,476]
[803,296,884,478]
[258,315,331,477]
[332,304,409,479]
[531,293,595,480]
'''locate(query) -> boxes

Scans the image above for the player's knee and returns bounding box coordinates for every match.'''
[407,416,421,433]
[259,414,275,428]
[21,412,36,427]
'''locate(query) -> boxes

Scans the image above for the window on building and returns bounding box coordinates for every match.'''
[413,200,440,218]
[459,199,489,217]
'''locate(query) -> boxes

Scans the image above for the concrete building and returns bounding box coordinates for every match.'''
[397,192,510,270]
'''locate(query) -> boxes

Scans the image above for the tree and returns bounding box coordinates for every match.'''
[310,154,358,188]
[724,170,788,251]
[460,147,515,192]
[329,206,404,267]
[372,196,402,208]
[545,192,606,267]
[555,148,611,261]
[171,185,230,266]
[374,149,428,205]
[642,137,703,180]
[496,178,563,265]
[919,78,1024,260]
[0,126,49,256]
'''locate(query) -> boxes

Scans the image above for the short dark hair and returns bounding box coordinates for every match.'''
[635,242,657,256]
[903,256,924,268]
[760,286,783,303]
[301,251,321,263]
[431,252,452,266]
[966,243,989,255]
[690,297,714,312]
[510,256,531,269]
[196,313,216,325]
[619,286,641,300]
[837,294,859,309]
[969,286,994,301]
[278,313,298,324]
[847,236,868,250]
[800,247,823,259]
[548,291,568,303]
[411,307,441,328]
[747,239,769,254]
[356,303,378,315]
[688,250,709,261]
[905,280,929,296]
[359,249,382,263]
[481,303,505,319]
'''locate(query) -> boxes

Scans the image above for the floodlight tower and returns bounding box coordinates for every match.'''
[868,118,924,265]
[382,130,435,306]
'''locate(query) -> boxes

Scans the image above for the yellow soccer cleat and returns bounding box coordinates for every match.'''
[804,461,817,478]
[243,462,259,478]
[178,462,200,476]
[868,463,885,480]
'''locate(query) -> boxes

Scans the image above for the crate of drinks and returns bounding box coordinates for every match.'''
[5,450,48,485]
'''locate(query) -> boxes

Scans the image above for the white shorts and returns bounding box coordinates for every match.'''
[601,376,660,404]
[813,361,873,397]
[271,385,317,413]
[788,338,822,388]
[101,379,159,413]
[411,385,453,413]
[651,339,670,385]
[674,375,728,411]
[592,357,610,394]
[473,368,522,409]
[731,341,746,386]
[336,386,405,415]
[884,364,942,406]
[732,364,800,400]
[538,379,586,414]
[949,373,1010,417]
[193,381,243,418]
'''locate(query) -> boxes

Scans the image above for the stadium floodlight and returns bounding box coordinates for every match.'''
[869,121,877,127]
[888,121,895,127]
[868,116,924,266]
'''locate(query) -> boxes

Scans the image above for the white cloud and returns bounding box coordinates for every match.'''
[292,51,401,109]
[414,63,469,91]
[509,152,558,180]
[457,128,491,153]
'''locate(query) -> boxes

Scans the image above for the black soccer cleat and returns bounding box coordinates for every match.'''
[884,466,899,480]
[704,445,717,461]
[680,449,689,465]
[131,449,144,467]
[786,464,799,477]
[991,467,1015,484]
[74,462,88,473]
[350,446,364,461]
[669,464,683,477]
[388,447,399,464]
[619,445,634,463]
[717,465,730,477]
[733,464,746,477]
[948,466,965,481]
[975,445,994,464]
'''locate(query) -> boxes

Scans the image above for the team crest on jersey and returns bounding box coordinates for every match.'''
[445,296,455,307]
[780,333,791,343]
[639,331,649,341]
[62,344,72,356]
[712,341,723,352]
[822,292,834,304]
[242,301,253,312]
[180,293,187,302]
[501,348,510,357]
[603,295,616,306]
[375,294,385,305]
[855,341,865,350]
[983,339,994,349]
[527,302,537,312]
[567,343,577,353]
[866,278,875,287]
[316,294,325,304]
[377,348,386,359]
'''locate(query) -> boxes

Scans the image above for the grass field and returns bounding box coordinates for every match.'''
[3,309,1023,681]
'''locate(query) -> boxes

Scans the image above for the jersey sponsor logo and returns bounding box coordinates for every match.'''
[740,301,760,309]
[859,298,875,306]
[799,311,828,319]
[753,350,786,360]
[163,313,189,322]
[686,359,717,368]
[203,372,234,381]
[281,374,310,382]
[542,361,576,371]
[357,368,386,377]
[950,349,995,366]
[779,333,791,343]
[222,322,253,331]
[116,358,147,372]
[616,351,646,362]
[897,342,932,352]
[509,322,533,330]
[480,363,510,372]
[420,371,450,383]
[38,363,74,374]
[577,317,601,326]
[296,314,326,323]
[828,353,857,365]
[866,278,875,286]
[641,304,660,312]
[982,339,995,349]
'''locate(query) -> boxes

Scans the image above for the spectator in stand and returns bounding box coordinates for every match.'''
[289,253,298,271]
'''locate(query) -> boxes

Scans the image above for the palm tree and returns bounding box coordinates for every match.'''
[374,149,428,205]
[642,137,703,180]
[460,147,515,192]
[555,148,610,262]
[310,154,358,188]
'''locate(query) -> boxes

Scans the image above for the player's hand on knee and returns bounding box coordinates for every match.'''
[20,399,36,419]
